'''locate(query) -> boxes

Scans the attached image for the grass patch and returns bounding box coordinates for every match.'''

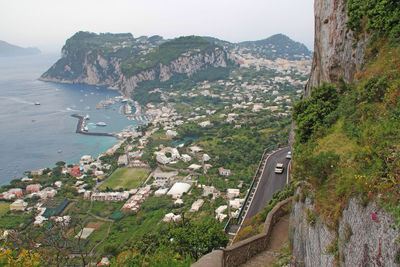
[90,201,124,218]
[100,168,149,190]
[0,202,10,217]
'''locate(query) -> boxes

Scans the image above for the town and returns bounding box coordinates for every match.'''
[0,52,310,265]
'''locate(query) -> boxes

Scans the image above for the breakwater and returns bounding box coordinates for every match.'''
[71,114,115,137]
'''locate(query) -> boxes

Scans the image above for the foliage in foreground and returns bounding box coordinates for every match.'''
[112,218,228,266]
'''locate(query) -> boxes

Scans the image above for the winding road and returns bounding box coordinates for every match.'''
[244,147,291,219]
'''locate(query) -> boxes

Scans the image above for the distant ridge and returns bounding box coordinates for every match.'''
[0,40,41,57]
[204,33,312,60]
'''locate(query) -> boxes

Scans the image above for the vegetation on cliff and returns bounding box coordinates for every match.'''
[347,0,400,41]
[292,39,400,228]
[121,36,223,77]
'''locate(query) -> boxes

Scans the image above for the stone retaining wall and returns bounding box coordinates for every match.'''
[221,197,292,267]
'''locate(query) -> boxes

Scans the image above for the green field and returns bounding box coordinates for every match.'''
[0,202,9,217]
[100,168,149,190]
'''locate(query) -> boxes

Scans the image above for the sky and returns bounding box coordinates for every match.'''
[1,0,315,53]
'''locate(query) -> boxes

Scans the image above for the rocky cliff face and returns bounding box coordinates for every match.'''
[40,45,228,97]
[290,196,400,266]
[305,0,367,96]
[291,0,400,265]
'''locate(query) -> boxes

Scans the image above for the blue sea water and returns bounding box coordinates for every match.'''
[0,54,140,185]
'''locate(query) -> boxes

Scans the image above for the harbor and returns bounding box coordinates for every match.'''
[71,114,115,137]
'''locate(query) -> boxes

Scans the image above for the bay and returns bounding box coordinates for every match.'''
[0,54,139,185]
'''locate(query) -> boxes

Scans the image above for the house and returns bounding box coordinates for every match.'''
[156,154,171,165]
[162,213,182,222]
[227,188,240,199]
[189,146,203,154]
[229,198,244,209]
[54,181,62,188]
[38,187,57,199]
[154,188,169,197]
[69,166,81,178]
[174,199,184,205]
[10,199,27,211]
[167,182,191,199]
[181,154,192,162]
[188,164,202,171]
[26,184,42,193]
[91,192,130,202]
[189,199,204,212]
[166,130,178,137]
[199,121,211,128]
[218,167,231,176]
[202,154,211,162]
[118,155,128,166]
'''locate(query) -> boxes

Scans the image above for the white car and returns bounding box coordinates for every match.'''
[286,151,292,159]
[275,163,284,174]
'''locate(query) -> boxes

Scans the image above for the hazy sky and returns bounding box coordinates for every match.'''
[1,0,315,53]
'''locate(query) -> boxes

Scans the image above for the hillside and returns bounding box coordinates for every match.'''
[0,40,40,57]
[290,0,400,266]
[40,32,231,102]
[238,34,312,60]
[40,32,311,105]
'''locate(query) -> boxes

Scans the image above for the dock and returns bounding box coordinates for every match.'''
[71,114,115,137]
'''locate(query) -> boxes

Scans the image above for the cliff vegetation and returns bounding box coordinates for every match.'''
[292,0,400,235]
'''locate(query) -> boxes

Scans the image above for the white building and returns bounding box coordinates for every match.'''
[154,188,169,197]
[118,155,128,166]
[202,154,211,162]
[181,154,192,162]
[166,130,178,137]
[188,164,202,171]
[218,167,231,176]
[227,188,240,199]
[162,213,182,222]
[229,198,244,209]
[167,182,191,199]
[10,199,27,211]
[189,199,204,212]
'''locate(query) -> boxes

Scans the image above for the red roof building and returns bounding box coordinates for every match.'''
[26,184,42,193]
[69,166,81,178]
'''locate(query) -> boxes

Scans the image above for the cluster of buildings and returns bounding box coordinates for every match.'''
[121,186,151,212]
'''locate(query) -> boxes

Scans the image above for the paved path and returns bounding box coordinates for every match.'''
[240,214,290,267]
[245,147,290,219]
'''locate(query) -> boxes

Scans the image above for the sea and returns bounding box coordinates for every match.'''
[0,54,141,185]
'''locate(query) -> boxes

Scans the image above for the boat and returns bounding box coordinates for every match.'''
[83,126,89,132]
[34,102,40,105]
[96,122,107,127]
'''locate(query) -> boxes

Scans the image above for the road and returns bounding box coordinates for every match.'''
[244,147,291,219]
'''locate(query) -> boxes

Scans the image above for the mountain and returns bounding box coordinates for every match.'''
[204,34,312,60]
[0,40,41,57]
[238,34,312,60]
[40,32,230,99]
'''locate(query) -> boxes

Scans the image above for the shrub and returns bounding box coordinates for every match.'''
[306,208,318,226]
[293,83,339,143]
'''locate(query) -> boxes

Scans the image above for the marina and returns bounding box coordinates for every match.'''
[71,114,115,137]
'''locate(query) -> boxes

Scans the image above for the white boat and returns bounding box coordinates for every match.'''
[83,126,89,132]
[96,122,107,127]
[34,102,40,105]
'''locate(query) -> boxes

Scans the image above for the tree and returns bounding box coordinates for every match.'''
[168,218,228,260]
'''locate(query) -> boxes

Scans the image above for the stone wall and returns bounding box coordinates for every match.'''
[221,198,292,267]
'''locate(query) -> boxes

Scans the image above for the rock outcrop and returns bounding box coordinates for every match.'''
[305,0,367,96]
[290,197,400,266]
[40,33,229,97]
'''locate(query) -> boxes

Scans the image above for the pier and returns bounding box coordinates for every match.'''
[71,114,115,137]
